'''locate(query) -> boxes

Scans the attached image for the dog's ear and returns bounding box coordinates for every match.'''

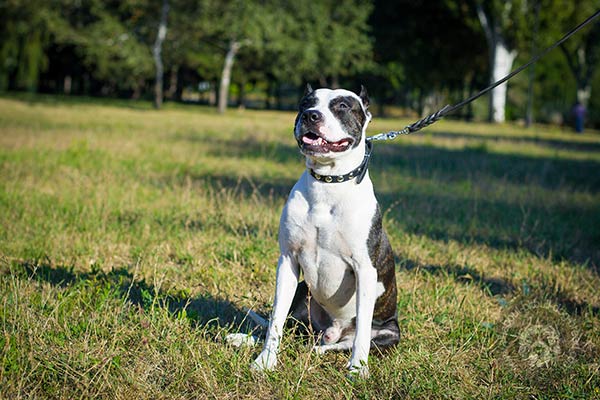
[359,85,370,109]
[304,83,314,96]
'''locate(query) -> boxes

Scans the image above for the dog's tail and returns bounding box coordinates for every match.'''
[245,308,269,328]
[224,308,268,348]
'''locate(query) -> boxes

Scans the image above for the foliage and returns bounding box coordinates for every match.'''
[555,0,600,104]
[472,0,530,47]
[0,0,51,91]
[369,0,488,108]
[0,0,599,125]
[205,0,374,87]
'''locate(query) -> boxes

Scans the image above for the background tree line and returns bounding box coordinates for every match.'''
[1,0,599,127]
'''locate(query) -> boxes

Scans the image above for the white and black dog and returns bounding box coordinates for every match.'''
[252,85,399,378]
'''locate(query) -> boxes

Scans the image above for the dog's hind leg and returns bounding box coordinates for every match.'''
[288,280,332,333]
[370,316,400,351]
[313,317,400,355]
[313,337,354,354]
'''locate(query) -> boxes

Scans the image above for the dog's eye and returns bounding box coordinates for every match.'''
[338,102,349,110]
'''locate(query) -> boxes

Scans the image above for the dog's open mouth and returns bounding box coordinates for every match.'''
[300,132,353,153]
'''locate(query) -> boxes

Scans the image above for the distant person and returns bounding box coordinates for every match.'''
[572,102,586,133]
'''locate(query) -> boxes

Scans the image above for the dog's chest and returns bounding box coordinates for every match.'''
[280,173,377,308]
[284,196,350,260]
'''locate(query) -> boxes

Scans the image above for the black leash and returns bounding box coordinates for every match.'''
[367,9,600,143]
[312,9,599,185]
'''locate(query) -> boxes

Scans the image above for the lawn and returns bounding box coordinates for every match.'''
[1,93,599,399]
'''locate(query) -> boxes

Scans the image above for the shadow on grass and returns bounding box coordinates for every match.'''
[373,142,600,193]
[376,187,600,267]
[428,130,600,153]
[173,133,304,166]
[176,125,600,192]
[399,259,515,296]
[15,260,249,329]
[167,135,600,267]
[399,259,600,316]
[371,143,600,267]
[2,91,220,113]
[1,91,158,111]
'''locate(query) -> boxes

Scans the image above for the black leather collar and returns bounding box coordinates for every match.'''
[309,141,373,184]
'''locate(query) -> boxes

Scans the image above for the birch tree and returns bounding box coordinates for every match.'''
[153,0,169,109]
[218,40,242,113]
[475,0,527,123]
[201,0,263,114]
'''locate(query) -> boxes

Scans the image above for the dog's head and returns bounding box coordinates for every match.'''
[294,85,372,160]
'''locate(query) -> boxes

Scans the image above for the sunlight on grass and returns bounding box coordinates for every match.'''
[1,95,599,398]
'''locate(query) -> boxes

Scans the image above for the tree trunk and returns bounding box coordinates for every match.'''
[63,75,72,95]
[275,83,283,110]
[463,74,475,121]
[331,75,340,89]
[476,4,517,123]
[265,81,273,109]
[525,1,541,128]
[560,45,594,108]
[218,41,241,114]
[237,81,246,109]
[153,0,169,109]
[165,66,178,100]
[490,40,517,123]
[576,47,592,107]
[577,84,591,107]
[131,79,144,99]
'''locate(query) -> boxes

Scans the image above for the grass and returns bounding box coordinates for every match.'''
[1,93,599,399]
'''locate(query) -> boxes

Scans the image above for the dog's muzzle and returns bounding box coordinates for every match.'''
[297,110,353,153]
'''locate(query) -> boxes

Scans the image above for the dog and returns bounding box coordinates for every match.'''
[251,85,400,378]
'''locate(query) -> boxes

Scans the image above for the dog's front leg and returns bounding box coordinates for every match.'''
[348,259,378,378]
[251,253,299,372]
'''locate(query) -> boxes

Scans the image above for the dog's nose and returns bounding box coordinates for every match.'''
[303,110,322,123]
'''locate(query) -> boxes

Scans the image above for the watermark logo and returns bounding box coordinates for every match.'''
[500,301,578,369]
[516,323,561,368]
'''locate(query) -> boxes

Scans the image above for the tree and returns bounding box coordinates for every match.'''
[38,0,155,96]
[294,0,373,88]
[559,1,600,108]
[205,0,374,113]
[525,0,541,127]
[474,0,528,123]
[153,0,169,108]
[194,0,266,113]
[0,0,51,91]
[369,0,488,117]
[149,0,217,102]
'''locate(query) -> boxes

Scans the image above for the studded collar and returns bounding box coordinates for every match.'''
[309,141,373,184]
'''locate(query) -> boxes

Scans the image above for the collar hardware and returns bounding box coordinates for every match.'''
[309,141,373,184]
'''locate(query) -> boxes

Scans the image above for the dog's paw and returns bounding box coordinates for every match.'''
[225,333,259,348]
[251,349,277,372]
[347,361,369,380]
[312,345,327,355]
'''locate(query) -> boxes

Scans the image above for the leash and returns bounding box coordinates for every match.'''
[310,10,599,185]
[367,9,600,143]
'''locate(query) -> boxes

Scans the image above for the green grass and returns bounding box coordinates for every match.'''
[1,93,599,399]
